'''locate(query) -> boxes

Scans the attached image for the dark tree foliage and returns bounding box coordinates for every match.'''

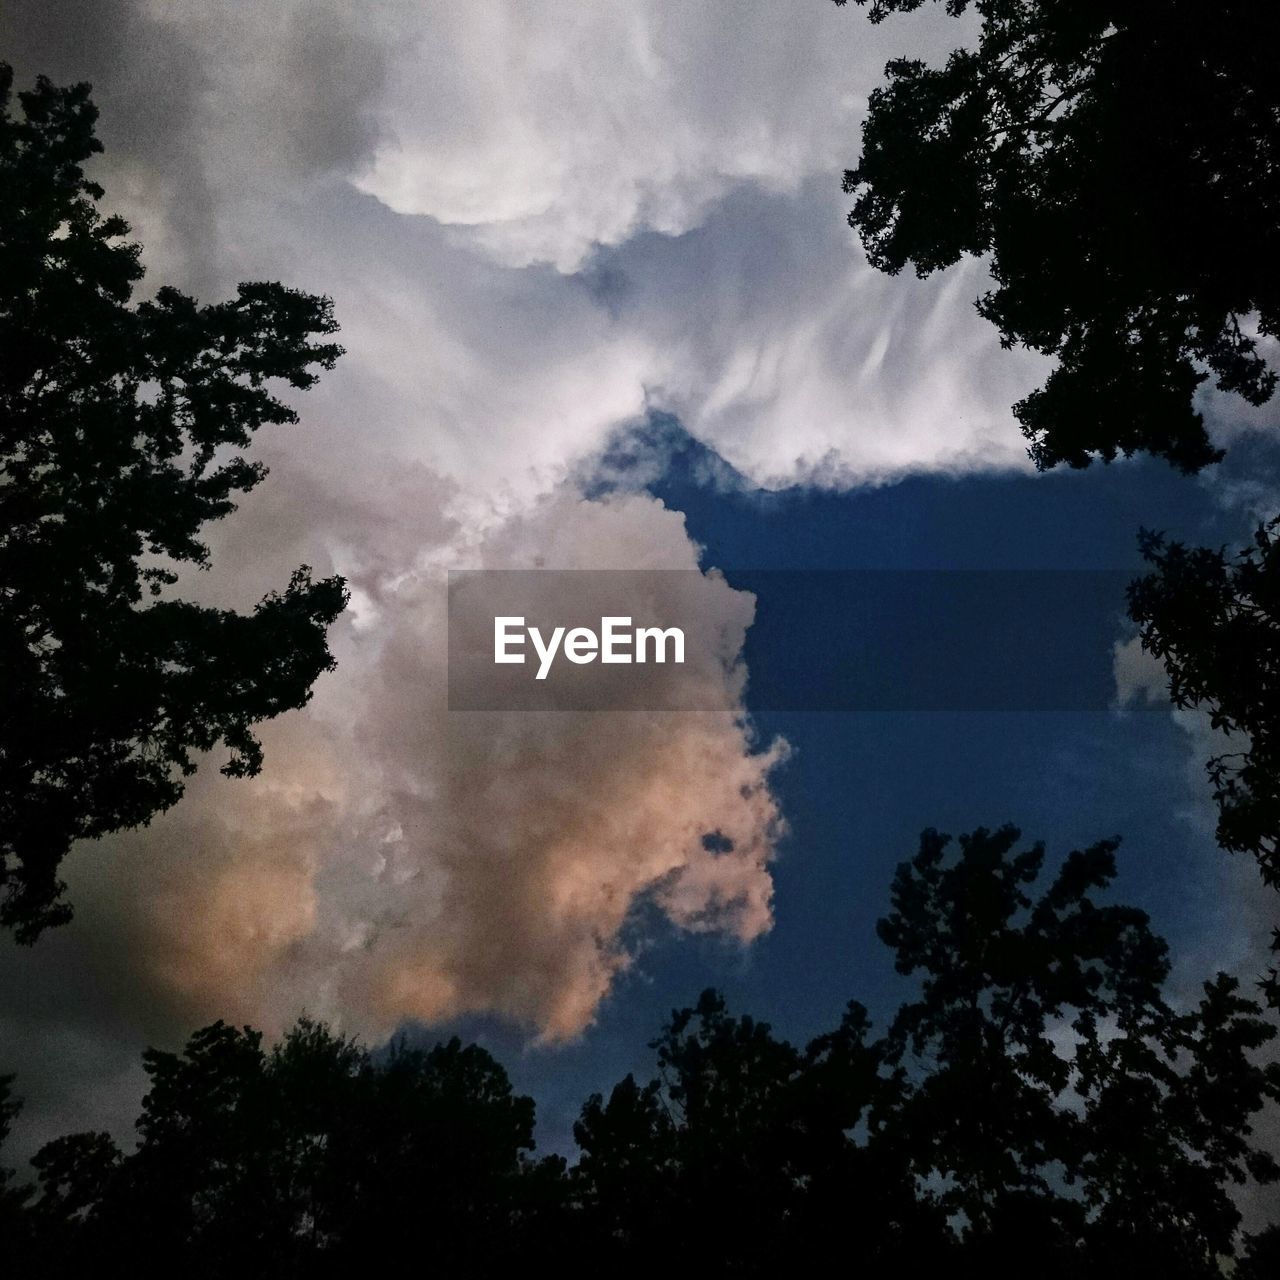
[1238,1225,1280,1280]
[833,0,1280,472]
[875,825,1280,1274]
[1128,518,1280,999]
[0,67,348,941]
[10,1019,545,1278]
[0,1073,32,1248]
[4,826,1276,1278]
[573,989,948,1276]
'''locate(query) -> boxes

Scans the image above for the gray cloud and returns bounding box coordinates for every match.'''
[0,0,220,291]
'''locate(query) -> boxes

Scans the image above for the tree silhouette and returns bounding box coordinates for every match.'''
[14,1017,542,1277]
[833,0,1280,472]
[1238,1225,1280,1280]
[876,824,1280,1275]
[0,1074,32,1255]
[0,67,348,941]
[4,825,1277,1275]
[322,1033,539,1268]
[1128,518,1280,1000]
[573,825,1280,1277]
[574,990,947,1276]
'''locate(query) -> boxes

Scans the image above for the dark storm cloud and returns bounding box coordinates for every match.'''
[1,0,218,290]
[276,4,388,176]
[1,0,388,293]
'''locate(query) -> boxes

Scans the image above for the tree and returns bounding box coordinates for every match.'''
[1238,1226,1280,1280]
[18,1017,541,1277]
[573,992,846,1275]
[573,826,1280,1276]
[834,0,1280,472]
[1128,518,1280,999]
[876,825,1280,1276]
[0,1074,32,1252]
[0,67,349,941]
[572,989,946,1276]
[324,1034,539,1267]
[8,826,1278,1275]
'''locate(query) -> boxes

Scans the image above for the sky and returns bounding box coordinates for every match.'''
[2,0,1278,1185]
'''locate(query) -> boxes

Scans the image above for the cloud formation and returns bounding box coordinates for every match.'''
[0,0,1039,1150]
[9,0,1251,1150]
[0,476,786,1158]
[3,0,1049,496]
[356,1,884,272]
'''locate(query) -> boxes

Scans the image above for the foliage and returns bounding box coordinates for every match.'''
[0,1074,32,1247]
[12,1019,539,1277]
[0,67,348,940]
[1128,517,1280,999]
[4,826,1276,1277]
[834,0,1280,471]
[875,825,1279,1273]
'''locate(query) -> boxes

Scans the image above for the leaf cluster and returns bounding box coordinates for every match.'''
[0,67,349,939]
[837,1,1280,471]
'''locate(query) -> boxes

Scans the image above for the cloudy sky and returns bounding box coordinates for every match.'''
[3,0,1278,1176]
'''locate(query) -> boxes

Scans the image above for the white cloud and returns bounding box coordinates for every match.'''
[0,483,786,1117]
[7,0,1039,500]
[354,0,896,273]
[0,0,1039,1153]
[1,0,1212,1147]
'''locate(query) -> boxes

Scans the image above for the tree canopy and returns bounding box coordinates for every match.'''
[1129,517,1280,999]
[835,0,1280,472]
[0,67,348,941]
[4,825,1277,1277]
